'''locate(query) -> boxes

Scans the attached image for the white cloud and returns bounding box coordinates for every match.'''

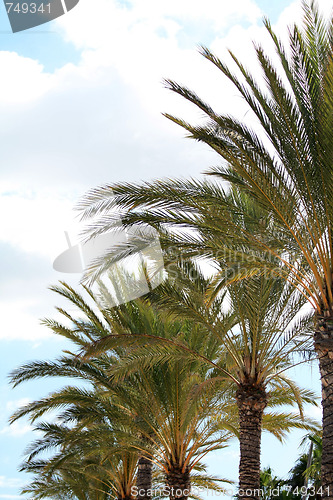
[0,0,288,219]
[0,496,22,499]
[0,421,32,437]
[0,0,329,197]
[305,404,322,422]
[0,0,313,208]
[58,0,263,50]
[0,299,53,341]
[0,476,24,488]
[5,399,30,412]
[0,52,53,105]
[54,0,263,118]
[0,190,76,258]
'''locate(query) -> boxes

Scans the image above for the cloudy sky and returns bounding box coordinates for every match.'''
[0,0,329,498]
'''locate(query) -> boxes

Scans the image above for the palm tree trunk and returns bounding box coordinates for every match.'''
[236,385,267,500]
[166,465,191,500]
[136,455,153,500]
[314,313,333,500]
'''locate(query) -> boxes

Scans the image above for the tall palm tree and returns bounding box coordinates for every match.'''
[19,418,138,500]
[9,282,159,500]
[260,467,287,500]
[76,180,319,499]
[118,360,232,500]
[9,282,232,500]
[76,2,333,494]
[161,4,333,496]
[287,432,322,500]
[80,263,318,499]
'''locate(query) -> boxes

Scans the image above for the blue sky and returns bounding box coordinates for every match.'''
[0,0,330,498]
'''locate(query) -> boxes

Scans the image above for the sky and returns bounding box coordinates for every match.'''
[0,0,331,498]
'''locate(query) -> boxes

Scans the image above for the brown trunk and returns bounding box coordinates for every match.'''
[314,313,333,500]
[136,455,153,500]
[166,464,191,500]
[236,384,267,500]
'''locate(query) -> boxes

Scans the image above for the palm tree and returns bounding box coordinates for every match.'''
[260,467,287,500]
[9,282,158,500]
[287,432,322,500]
[19,419,138,500]
[9,282,233,500]
[161,4,333,495]
[258,432,322,500]
[76,1,333,494]
[121,361,232,500]
[18,386,231,500]
[80,264,319,499]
